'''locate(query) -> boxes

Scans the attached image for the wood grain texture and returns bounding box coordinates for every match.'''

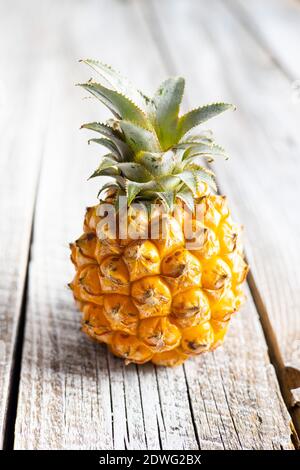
[11,0,294,449]
[232,0,300,80]
[225,0,300,408]
[145,0,300,409]
[225,1,300,404]
[0,1,53,447]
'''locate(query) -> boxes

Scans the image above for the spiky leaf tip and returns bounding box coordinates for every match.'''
[178,102,235,140]
[79,60,235,206]
[151,77,185,150]
[78,81,149,128]
[81,121,132,161]
[80,59,151,110]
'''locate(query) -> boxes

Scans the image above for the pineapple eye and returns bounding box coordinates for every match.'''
[111,305,120,315]
[86,233,96,241]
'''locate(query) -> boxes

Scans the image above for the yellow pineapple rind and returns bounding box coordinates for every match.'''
[69,193,248,367]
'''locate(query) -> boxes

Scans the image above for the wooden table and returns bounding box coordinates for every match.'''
[0,0,300,450]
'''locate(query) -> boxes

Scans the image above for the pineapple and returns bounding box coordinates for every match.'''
[69,60,248,366]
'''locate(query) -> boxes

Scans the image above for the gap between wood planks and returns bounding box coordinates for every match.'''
[140,0,300,447]
[3,191,38,450]
[2,226,32,450]
[1,99,49,451]
[222,0,300,444]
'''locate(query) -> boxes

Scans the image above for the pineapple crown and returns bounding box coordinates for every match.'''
[78,59,235,211]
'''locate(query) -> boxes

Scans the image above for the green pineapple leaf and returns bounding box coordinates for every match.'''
[88,138,122,160]
[176,186,195,212]
[78,82,149,128]
[95,168,120,177]
[125,180,157,205]
[177,168,217,194]
[151,77,185,149]
[125,181,144,205]
[158,175,181,191]
[176,137,214,148]
[81,121,122,138]
[194,168,217,192]
[120,120,160,153]
[80,59,150,110]
[153,191,175,212]
[183,142,229,162]
[117,162,152,182]
[177,170,198,195]
[183,156,212,169]
[81,122,132,160]
[179,129,213,145]
[135,150,176,177]
[178,103,235,139]
[89,155,120,179]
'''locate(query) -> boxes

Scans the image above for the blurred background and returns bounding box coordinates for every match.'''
[0,0,300,449]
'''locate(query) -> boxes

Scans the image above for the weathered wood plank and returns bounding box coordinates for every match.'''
[13,0,167,451]
[0,1,52,447]
[224,0,300,409]
[13,0,294,449]
[145,0,300,423]
[184,288,294,450]
[232,0,300,80]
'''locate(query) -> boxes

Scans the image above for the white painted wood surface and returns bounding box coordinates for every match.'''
[0,1,53,446]
[233,0,300,80]
[0,0,298,449]
[146,0,300,404]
